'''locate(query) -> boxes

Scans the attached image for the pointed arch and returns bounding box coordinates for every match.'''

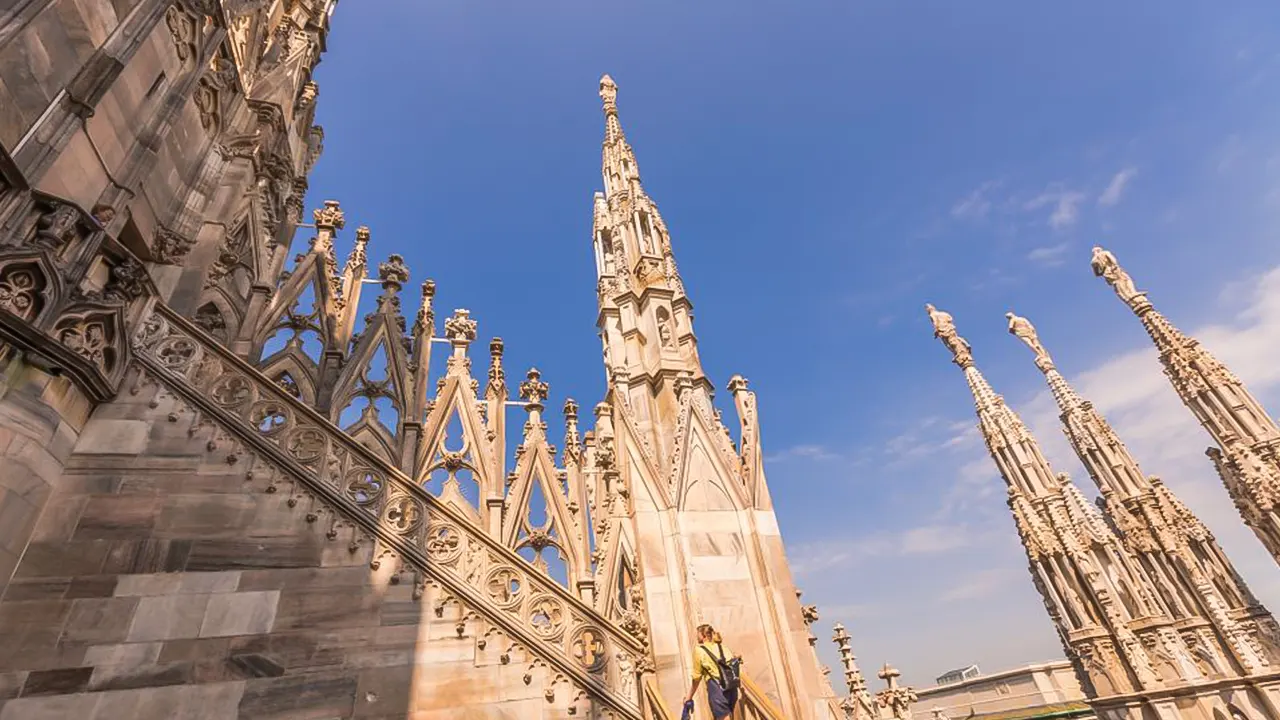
[252,251,338,360]
[671,402,746,512]
[345,416,398,465]
[258,351,317,406]
[416,376,497,521]
[330,315,411,437]
[503,430,586,586]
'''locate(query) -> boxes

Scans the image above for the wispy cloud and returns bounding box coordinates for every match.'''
[951,181,1000,220]
[791,523,988,577]
[939,568,1017,603]
[1027,242,1070,267]
[1098,167,1137,207]
[765,444,841,463]
[1023,186,1086,230]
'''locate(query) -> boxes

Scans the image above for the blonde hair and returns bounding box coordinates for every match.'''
[697,623,723,644]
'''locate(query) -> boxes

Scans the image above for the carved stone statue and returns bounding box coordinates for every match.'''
[926,304,971,365]
[1091,246,1143,306]
[1006,312,1051,366]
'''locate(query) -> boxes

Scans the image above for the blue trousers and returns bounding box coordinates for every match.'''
[706,679,739,718]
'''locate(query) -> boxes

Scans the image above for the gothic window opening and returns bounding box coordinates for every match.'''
[274,370,301,398]
[617,556,636,611]
[600,231,616,275]
[638,212,655,255]
[146,71,167,99]
[656,307,674,349]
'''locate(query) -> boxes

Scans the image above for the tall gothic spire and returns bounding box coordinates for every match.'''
[593,74,703,397]
[928,304,1206,700]
[1006,310,1279,675]
[1091,246,1280,564]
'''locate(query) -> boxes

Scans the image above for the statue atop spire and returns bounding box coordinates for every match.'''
[1090,245,1145,310]
[1006,311,1052,369]
[599,73,624,146]
[1092,246,1280,567]
[926,304,972,367]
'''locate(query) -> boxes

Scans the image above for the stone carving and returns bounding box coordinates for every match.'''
[55,315,114,373]
[425,523,463,563]
[33,203,81,251]
[153,227,197,265]
[444,308,477,343]
[194,77,221,133]
[874,664,917,720]
[926,304,971,366]
[165,6,197,65]
[345,470,384,505]
[571,627,608,672]
[383,495,424,534]
[1006,311,1050,366]
[615,651,636,702]
[1091,245,1143,307]
[486,566,522,608]
[313,199,345,229]
[519,368,549,407]
[0,265,43,320]
[102,258,148,303]
[527,595,566,640]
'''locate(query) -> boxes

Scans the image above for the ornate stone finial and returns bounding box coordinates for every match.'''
[345,226,370,270]
[726,374,750,393]
[599,74,618,108]
[444,309,477,344]
[487,337,506,388]
[313,200,345,230]
[876,664,917,720]
[1090,245,1146,310]
[926,304,972,367]
[594,401,612,420]
[564,398,581,450]
[1006,311,1053,369]
[378,254,410,288]
[414,280,437,336]
[520,368,549,410]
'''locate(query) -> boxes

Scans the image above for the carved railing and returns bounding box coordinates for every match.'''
[641,677,676,720]
[740,674,788,720]
[132,303,646,719]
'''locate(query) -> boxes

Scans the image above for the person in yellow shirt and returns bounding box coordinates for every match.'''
[683,623,740,720]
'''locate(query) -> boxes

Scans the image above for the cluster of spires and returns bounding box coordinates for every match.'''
[925,246,1280,700]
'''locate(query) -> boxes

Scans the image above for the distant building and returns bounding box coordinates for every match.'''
[917,661,1092,720]
[937,666,982,686]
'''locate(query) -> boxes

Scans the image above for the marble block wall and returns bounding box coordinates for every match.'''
[0,372,587,719]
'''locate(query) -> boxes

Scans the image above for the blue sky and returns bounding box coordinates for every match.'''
[307,0,1280,688]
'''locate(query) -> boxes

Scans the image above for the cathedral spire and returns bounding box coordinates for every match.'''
[927,304,1058,498]
[1008,308,1280,676]
[927,304,1205,697]
[593,75,705,407]
[1092,246,1280,565]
